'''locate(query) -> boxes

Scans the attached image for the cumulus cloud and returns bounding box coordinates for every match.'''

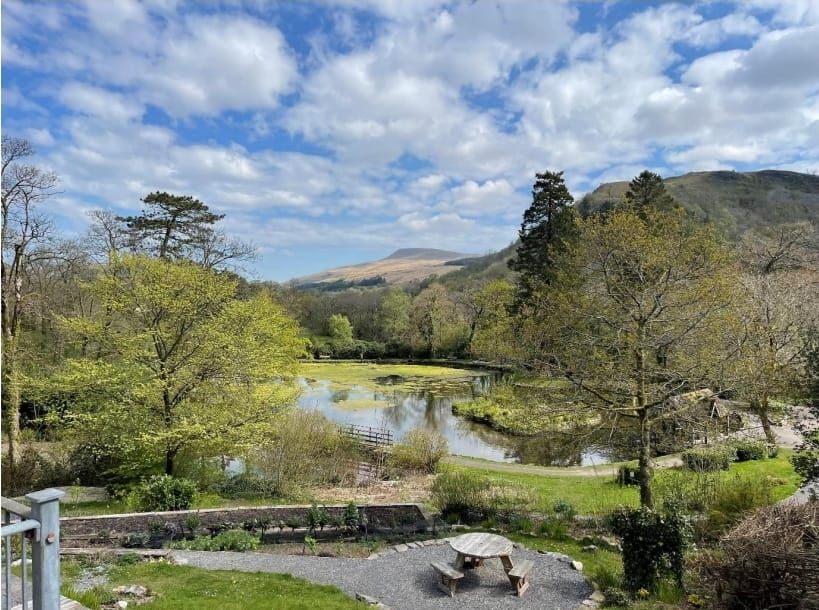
[2,0,818,279]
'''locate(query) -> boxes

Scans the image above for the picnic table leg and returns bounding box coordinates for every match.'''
[500,554,514,575]
[454,553,466,570]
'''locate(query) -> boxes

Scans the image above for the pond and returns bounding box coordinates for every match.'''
[296,362,620,466]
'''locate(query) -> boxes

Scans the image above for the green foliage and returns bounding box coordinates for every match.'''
[431,470,533,524]
[170,529,259,552]
[388,427,448,474]
[602,587,632,608]
[791,447,819,489]
[56,254,305,478]
[703,474,773,538]
[535,517,569,541]
[130,475,197,512]
[623,170,678,218]
[307,503,331,532]
[212,473,278,500]
[508,170,579,303]
[327,313,354,348]
[682,446,734,472]
[343,502,361,533]
[729,439,767,462]
[303,535,318,555]
[553,498,576,520]
[609,506,690,593]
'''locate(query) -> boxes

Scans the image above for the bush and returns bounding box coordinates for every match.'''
[703,474,773,539]
[682,446,734,472]
[388,428,448,474]
[130,475,197,512]
[729,439,767,462]
[170,529,259,552]
[609,506,690,593]
[697,503,819,609]
[431,471,532,524]
[213,473,277,499]
[602,587,632,608]
[553,499,576,520]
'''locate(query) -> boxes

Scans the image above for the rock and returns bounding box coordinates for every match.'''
[598,536,621,551]
[590,590,606,603]
[571,560,584,571]
[394,544,409,552]
[582,544,598,553]
[116,602,129,609]
[113,585,148,597]
[581,600,599,607]
[356,593,379,605]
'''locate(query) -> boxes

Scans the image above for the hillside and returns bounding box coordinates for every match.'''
[291,248,471,288]
[578,170,819,236]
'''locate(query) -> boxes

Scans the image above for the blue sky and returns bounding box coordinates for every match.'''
[3,1,818,281]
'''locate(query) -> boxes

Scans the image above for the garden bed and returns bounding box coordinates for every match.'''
[60,503,430,548]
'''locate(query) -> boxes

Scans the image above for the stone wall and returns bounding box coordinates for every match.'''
[60,503,430,547]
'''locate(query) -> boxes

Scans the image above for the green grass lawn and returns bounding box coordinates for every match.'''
[63,559,364,610]
[453,449,800,515]
[299,361,480,391]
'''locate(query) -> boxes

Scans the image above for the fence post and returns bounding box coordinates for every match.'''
[26,488,64,610]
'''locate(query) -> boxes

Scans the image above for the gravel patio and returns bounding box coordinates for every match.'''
[171,539,593,609]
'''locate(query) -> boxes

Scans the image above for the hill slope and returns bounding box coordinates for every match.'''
[578,170,819,236]
[292,248,471,288]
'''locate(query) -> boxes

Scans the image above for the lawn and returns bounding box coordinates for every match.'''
[63,559,364,610]
[299,361,481,391]
[452,449,800,515]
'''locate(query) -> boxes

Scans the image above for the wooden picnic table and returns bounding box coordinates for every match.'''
[449,532,514,572]
[445,533,533,596]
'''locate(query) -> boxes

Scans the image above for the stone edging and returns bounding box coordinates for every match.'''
[365,537,603,608]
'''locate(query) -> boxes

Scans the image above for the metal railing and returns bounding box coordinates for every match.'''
[1,489,64,610]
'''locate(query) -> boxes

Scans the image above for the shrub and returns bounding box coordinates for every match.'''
[703,474,773,539]
[388,428,448,474]
[602,588,632,608]
[553,499,576,520]
[170,529,259,551]
[213,473,277,499]
[729,439,767,462]
[682,446,734,472]
[430,471,532,524]
[536,516,569,541]
[130,475,197,512]
[697,503,819,610]
[307,503,331,532]
[609,506,690,593]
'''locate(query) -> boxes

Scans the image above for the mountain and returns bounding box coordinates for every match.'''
[291,248,472,289]
[578,170,819,236]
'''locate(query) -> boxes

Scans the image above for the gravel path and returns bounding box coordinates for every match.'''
[171,542,592,609]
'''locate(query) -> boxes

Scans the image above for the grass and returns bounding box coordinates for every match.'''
[60,493,306,518]
[451,449,800,515]
[62,559,365,610]
[299,361,480,391]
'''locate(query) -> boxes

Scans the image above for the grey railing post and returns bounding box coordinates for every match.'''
[26,489,64,610]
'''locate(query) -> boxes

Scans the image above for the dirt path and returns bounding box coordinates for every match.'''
[443,454,682,477]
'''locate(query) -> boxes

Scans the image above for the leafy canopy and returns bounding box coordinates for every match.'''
[53,254,306,476]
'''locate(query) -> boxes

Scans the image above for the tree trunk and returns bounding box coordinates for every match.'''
[752,398,777,445]
[165,447,176,476]
[3,338,22,479]
[638,408,654,509]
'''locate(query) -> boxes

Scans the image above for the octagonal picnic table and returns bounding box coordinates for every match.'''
[449,532,515,572]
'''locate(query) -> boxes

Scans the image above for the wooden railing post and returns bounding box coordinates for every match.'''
[26,489,64,610]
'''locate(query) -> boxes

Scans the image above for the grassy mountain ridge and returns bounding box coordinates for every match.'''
[579,169,819,236]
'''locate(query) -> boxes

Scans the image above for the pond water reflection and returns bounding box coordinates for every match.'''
[296,367,620,466]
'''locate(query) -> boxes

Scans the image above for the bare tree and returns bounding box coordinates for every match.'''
[1,136,58,472]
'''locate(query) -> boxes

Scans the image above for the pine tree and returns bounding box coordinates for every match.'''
[624,170,676,218]
[119,192,225,260]
[508,171,578,303]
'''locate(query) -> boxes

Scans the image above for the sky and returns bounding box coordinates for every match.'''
[2,1,818,281]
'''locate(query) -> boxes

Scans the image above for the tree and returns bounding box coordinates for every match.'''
[1,136,58,475]
[623,170,677,218]
[327,313,354,348]
[56,254,305,476]
[508,170,579,304]
[535,208,737,508]
[117,192,254,268]
[467,280,517,361]
[409,284,468,357]
[731,225,819,443]
[376,288,411,344]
